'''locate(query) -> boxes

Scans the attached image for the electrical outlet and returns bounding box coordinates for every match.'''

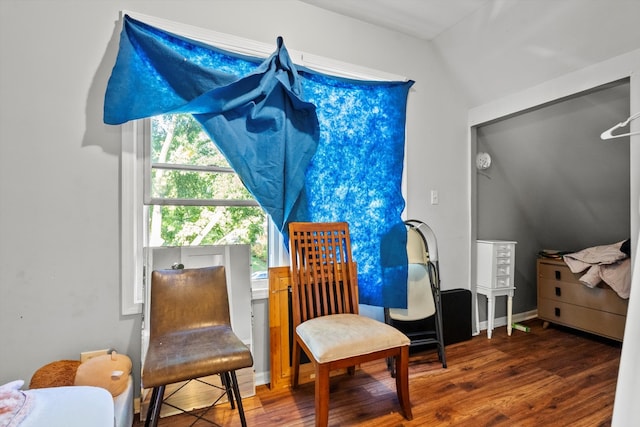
[80,349,111,362]
[430,189,439,205]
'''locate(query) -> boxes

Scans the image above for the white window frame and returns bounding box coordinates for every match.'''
[119,10,407,315]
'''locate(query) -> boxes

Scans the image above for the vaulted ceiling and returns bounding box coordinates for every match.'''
[298,0,489,40]
[298,1,640,107]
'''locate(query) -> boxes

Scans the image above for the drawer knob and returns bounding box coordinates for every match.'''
[554,307,561,317]
[555,287,561,297]
[555,270,561,280]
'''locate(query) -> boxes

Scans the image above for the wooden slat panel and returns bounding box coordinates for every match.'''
[288,222,358,324]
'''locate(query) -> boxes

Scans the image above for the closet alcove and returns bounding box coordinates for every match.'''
[473,79,631,327]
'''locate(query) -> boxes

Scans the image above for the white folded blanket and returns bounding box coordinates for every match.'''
[0,380,32,427]
[563,240,630,299]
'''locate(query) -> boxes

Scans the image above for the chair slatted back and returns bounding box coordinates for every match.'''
[288,222,359,328]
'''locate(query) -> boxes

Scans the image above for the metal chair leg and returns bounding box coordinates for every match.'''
[144,385,165,427]
[229,371,248,427]
[220,371,236,409]
[434,291,447,368]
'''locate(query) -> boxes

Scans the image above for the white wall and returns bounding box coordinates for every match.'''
[0,0,452,391]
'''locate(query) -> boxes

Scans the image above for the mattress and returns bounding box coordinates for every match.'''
[19,385,114,427]
[1,376,132,427]
[114,375,134,427]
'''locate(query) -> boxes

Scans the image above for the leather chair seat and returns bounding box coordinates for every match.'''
[143,325,253,388]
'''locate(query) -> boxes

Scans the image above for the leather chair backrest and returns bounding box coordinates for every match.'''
[149,266,230,338]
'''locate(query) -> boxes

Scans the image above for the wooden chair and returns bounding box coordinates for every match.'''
[288,221,413,427]
[142,266,253,427]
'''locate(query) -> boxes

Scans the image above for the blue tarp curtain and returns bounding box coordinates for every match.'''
[104,15,413,307]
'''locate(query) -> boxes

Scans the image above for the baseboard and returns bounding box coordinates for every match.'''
[474,309,538,335]
[255,371,270,387]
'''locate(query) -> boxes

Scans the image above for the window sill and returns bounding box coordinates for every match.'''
[251,279,269,300]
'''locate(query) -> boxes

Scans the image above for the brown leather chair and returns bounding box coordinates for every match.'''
[288,222,413,427]
[142,266,253,427]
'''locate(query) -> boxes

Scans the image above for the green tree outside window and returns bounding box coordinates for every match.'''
[149,114,267,272]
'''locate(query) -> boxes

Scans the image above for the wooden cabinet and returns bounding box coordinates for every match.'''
[476,240,517,338]
[477,240,517,290]
[268,267,333,389]
[537,258,628,341]
[268,266,310,390]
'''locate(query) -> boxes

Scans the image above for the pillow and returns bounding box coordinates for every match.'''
[74,353,132,397]
[29,360,81,389]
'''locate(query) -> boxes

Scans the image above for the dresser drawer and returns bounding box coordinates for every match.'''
[538,261,579,283]
[537,261,628,315]
[494,244,514,258]
[496,264,511,276]
[538,297,626,341]
[494,276,512,288]
[538,278,628,315]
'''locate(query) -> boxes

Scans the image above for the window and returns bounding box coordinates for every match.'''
[121,116,281,315]
[146,113,267,268]
[121,113,289,315]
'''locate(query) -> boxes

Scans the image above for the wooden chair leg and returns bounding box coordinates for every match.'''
[292,339,301,388]
[315,364,331,427]
[144,385,165,427]
[388,356,397,378]
[395,347,413,420]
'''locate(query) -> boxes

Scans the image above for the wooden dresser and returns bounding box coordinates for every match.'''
[537,258,628,341]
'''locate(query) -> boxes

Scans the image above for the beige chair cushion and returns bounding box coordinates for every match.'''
[296,313,410,363]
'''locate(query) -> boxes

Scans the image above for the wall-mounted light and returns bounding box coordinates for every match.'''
[476,152,492,170]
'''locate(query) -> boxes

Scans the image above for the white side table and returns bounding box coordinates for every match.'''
[475,240,517,339]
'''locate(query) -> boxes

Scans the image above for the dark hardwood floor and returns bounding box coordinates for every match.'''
[134,319,622,426]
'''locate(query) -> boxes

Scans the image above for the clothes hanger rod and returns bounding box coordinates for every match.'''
[600,111,640,140]
[621,111,640,126]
